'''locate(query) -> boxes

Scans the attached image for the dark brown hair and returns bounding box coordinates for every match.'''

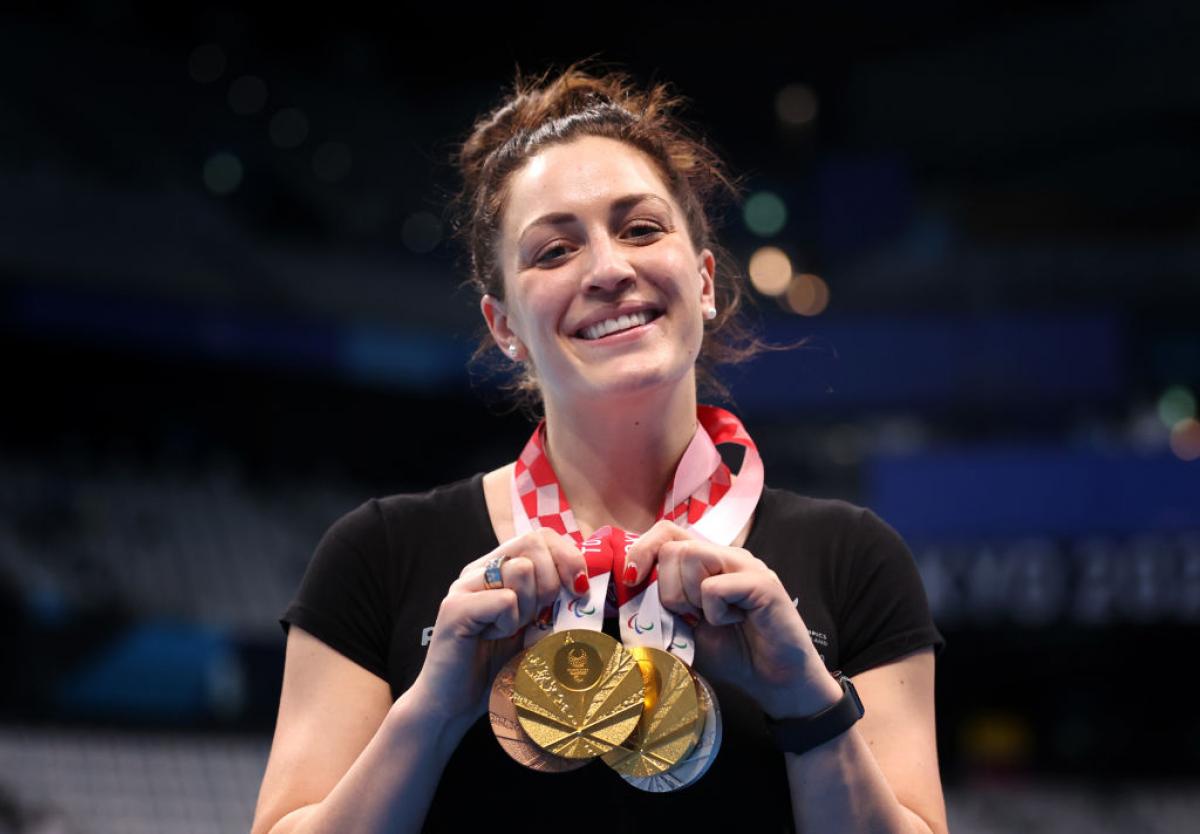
[452,64,763,407]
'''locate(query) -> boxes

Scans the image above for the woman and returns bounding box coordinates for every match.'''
[252,68,947,834]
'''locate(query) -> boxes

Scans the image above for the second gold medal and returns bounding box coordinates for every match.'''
[600,646,702,778]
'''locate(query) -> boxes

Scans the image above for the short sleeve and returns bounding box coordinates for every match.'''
[280,499,392,682]
[836,508,945,677]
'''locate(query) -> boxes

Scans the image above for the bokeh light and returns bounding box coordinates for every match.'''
[784,273,829,316]
[202,152,243,195]
[775,83,818,127]
[228,75,268,115]
[313,141,352,183]
[401,211,443,253]
[962,711,1033,767]
[747,247,792,296]
[187,44,225,84]
[269,108,309,149]
[743,191,787,237]
[1157,385,1196,428]
[1169,418,1200,461]
[784,272,815,313]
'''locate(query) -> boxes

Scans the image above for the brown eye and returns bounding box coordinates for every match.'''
[624,221,665,240]
[536,242,571,265]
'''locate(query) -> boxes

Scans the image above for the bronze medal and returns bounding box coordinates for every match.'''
[601,647,702,778]
[489,651,587,773]
[622,671,723,792]
[512,629,645,759]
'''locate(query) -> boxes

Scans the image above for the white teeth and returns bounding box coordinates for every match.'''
[580,310,655,340]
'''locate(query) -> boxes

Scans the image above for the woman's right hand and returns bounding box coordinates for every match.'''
[404,528,588,734]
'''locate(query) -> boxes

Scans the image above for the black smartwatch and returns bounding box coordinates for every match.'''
[765,673,864,755]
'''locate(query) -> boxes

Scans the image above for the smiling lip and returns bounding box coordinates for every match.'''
[573,306,663,341]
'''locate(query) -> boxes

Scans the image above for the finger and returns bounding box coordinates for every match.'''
[450,550,499,593]
[479,591,523,639]
[502,556,537,628]
[458,551,492,580]
[655,539,699,619]
[451,546,535,596]
[678,542,769,612]
[623,520,696,586]
[699,572,779,627]
[453,533,586,605]
[513,532,561,612]
[437,588,521,641]
[538,529,589,598]
[657,539,726,611]
[500,531,583,611]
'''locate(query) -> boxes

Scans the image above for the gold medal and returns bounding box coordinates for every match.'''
[601,646,702,778]
[513,629,645,759]
[489,652,587,773]
[622,671,723,792]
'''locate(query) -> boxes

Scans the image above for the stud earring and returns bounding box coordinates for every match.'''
[703,307,717,321]
[507,343,519,358]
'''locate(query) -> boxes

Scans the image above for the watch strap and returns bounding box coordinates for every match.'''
[765,673,864,754]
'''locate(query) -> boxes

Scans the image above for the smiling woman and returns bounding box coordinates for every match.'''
[482,136,715,415]
[251,66,947,834]
[457,69,760,410]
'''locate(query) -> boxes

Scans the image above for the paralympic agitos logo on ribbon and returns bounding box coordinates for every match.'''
[626,613,655,634]
[567,598,596,617]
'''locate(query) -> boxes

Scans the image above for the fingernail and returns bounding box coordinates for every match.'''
[681,613,700,627]
[573,572,589,595]
[623,563,638,585]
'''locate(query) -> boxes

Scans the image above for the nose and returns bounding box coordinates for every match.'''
[584,232,636,296]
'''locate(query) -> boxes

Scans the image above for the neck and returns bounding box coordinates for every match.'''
[541,381,700,536]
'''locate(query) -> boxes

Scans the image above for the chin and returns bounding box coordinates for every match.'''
[575,360,694,401]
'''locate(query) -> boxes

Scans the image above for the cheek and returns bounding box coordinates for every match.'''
[641,247,699,296]
[507,283,573,352]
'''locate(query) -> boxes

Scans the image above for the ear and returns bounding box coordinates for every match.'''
[481,294,523,357]
[698,249,717,309]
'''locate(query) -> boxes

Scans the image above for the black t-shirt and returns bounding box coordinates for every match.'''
[282,474,944,833]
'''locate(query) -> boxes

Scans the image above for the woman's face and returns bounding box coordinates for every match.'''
[485,135,715,407]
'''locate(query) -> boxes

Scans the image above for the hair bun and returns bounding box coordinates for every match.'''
[458,69,639,190]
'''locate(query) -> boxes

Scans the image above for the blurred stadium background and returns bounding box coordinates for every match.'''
[2,1,1198,831]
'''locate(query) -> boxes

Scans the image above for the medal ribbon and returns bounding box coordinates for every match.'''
[687,406,764,545]
[608,527,696,663]
[511,405,764,658]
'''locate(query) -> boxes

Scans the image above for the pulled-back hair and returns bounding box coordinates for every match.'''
[452,64,762,407]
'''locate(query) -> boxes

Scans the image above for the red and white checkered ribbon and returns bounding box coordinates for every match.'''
[510,405,759,542]
[512,406,764,658]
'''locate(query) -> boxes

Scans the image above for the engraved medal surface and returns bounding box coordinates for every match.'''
[513,629,645,759]
[489,652,587,773]
[623,671,723,792]
[601,647,702,778]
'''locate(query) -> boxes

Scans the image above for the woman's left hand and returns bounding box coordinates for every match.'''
[625,521,844,719]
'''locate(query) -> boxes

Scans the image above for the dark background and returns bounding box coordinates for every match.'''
[2,2,1198,832]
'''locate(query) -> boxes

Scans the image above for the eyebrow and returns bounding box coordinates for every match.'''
[518,193,673,243]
